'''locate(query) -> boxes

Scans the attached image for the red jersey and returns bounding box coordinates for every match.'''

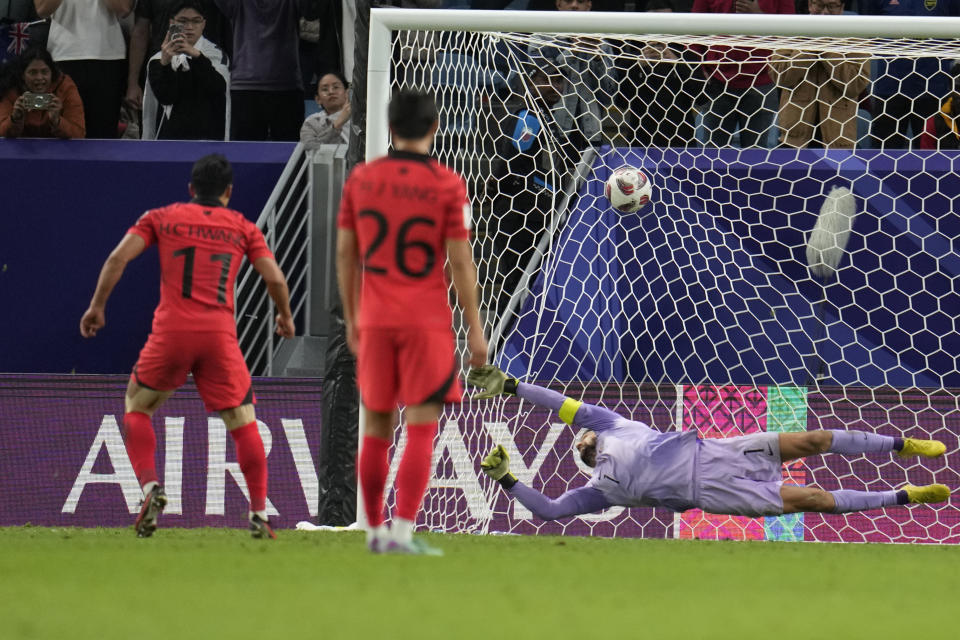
[337,150,471,330]
[128,201,273,335]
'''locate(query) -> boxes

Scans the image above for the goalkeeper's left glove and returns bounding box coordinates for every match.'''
[481,444,517,489]
[468,365,518,399]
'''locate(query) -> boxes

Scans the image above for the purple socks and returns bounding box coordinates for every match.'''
[825,431,911,513]
[827,430,902,455]
[830,489,907,513]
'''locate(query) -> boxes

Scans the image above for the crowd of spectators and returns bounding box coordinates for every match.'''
[0,0,958,150]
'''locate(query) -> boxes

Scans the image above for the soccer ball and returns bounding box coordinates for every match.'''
[604,166,652,213]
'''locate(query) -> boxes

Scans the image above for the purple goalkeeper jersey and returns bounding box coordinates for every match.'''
[579,404,700,512]
[504,383,703,518]
[503,382,789,521]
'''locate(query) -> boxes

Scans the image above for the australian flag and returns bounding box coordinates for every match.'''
[0,20,33,65]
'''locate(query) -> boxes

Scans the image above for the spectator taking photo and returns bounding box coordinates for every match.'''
[142,0,230,140]
[0,45,85,138]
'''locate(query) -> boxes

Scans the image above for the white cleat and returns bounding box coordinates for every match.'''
[384,537,444,556]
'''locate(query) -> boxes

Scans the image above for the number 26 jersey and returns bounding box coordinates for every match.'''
[128,201,274,335]
[337,150,472,330]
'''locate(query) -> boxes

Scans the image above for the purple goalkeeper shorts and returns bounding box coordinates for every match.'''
[694,432,785,517]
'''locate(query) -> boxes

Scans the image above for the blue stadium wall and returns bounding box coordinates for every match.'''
[0,140,296,374]
[500,148,960,389]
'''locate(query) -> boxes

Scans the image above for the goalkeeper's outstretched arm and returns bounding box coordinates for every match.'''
[480,445,612,521]
[468,365,621,432]
[510,484,612,521]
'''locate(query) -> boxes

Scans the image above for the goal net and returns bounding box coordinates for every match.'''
[370,9,960,543]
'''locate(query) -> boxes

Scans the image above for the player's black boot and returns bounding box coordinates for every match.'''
[249,514,277,540]
[134,485,167,538]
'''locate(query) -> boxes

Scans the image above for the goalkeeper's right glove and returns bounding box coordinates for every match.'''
[481,444,517,489]
[467,365,519,399]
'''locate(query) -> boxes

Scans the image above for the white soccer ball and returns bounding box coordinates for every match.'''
[604,166,652,213]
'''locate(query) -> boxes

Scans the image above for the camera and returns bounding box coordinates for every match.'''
[22,92,54,110]
[168,23,183,39]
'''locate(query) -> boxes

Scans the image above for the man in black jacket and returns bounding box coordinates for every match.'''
[145,0,229,140]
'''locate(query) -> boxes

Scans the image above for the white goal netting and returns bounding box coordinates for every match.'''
[377,13,960,543]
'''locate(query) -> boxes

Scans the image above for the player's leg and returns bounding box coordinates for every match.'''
[388,402,442,555]
[125,378,174,537]
[779,430,945,464]
[359,406,397,551]
[781,483,950,514]
[780,485,836,513]
[126,332,187,537]
[355,328,400,552]
[385,329,460,556]
[777,431,833,463]
[219,403,276,539]
[124,376,174,491]
[195,332,275,538]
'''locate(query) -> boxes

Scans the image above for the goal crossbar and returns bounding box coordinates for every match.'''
[366,9,960,159]
[370,8,960,39]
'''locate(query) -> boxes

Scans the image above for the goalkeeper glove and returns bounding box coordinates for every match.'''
[481,444,517,489]
[467,365,518,399]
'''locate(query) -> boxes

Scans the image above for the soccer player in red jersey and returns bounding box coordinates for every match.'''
[80,154,295,539]
[336,90,487,555]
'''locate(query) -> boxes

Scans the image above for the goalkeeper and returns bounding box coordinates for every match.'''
[469,366,951,520]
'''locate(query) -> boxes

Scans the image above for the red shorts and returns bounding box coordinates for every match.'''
[357,327,462,412]
[132,331,254,412]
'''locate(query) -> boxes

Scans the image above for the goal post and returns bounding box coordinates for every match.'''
[365,8,960,543]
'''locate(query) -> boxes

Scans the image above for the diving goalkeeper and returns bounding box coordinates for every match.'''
[468,366,951,520]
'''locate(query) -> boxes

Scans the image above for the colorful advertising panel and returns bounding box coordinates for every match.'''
[2,375,957,543]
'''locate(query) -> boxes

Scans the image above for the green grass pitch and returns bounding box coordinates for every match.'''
[2,526,958,640]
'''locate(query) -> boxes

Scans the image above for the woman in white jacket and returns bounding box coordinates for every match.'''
[299,70,351,148]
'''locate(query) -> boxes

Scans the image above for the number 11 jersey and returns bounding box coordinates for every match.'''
[337,150,472,329]
[128,201,274,335]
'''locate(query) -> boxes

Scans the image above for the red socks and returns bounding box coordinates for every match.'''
[394,422,438,522]
[359,422,438,526]
[123,412,158,488]
[124,413,269,513]
[230,421,268,512]
[359,435,392,527]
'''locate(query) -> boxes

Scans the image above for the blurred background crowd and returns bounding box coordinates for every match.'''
[0,0,958,151]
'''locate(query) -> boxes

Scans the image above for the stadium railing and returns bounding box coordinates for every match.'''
[237,143,349,376]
